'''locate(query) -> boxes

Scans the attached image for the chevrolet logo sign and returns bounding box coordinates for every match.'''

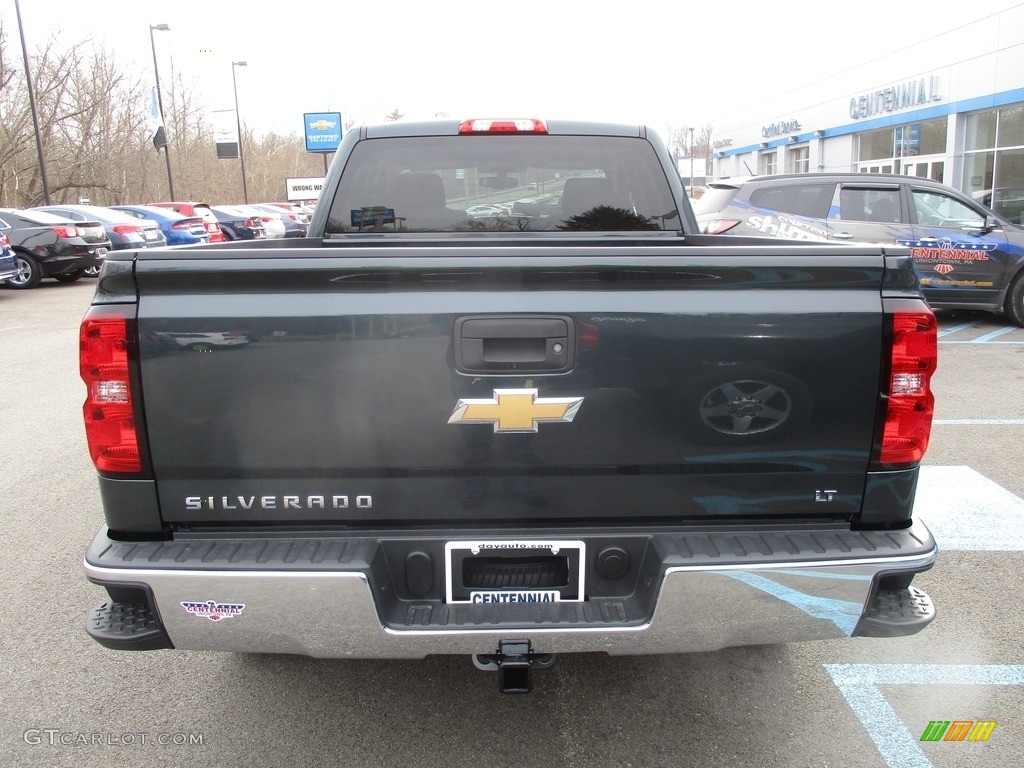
[448,389,583,433]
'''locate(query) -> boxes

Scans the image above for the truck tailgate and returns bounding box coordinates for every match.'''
[133,245,888,527]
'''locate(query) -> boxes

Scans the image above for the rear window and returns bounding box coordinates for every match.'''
[192,204,218,224]
[11,210,78,225]
[748,183,835,219]
[325,135,681,234]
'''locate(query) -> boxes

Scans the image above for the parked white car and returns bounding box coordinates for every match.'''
[237,205,286,239]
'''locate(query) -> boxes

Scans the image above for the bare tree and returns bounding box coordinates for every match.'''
[0,28,410,208]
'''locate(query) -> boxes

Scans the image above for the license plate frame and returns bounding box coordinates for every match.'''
[444,539,586,604]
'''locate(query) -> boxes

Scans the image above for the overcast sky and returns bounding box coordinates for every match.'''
[6,0,1023,140]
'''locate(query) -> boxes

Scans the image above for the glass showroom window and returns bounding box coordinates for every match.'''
[858,118,948,174]
[965,105,1024,223]
[760,151,777,175]
[789,146,810,173]
[858,128,894,162]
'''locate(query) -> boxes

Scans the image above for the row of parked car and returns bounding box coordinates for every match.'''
[0,201,313,289]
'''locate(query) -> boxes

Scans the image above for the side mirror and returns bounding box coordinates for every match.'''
[961,216,998,234]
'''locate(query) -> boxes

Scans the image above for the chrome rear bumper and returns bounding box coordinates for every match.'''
[84,522,937,657]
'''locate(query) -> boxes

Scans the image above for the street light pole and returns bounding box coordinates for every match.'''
[15,0,51,204]
[149,23,174,200]
[231,61,249,204]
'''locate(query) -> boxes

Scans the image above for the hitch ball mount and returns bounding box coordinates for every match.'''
[472,639,557,693]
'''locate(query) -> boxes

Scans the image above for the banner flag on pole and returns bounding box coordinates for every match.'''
[150,86,168,151]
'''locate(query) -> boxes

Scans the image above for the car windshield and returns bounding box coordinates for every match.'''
[324,135,681,234]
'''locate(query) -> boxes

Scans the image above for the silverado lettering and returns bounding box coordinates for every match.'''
[183,495,372,511]
[81,117,939,694]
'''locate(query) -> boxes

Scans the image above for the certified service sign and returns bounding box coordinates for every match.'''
[304,112,342,153]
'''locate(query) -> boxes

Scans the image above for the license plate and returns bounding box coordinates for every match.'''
[144,230,158,240]
[444,540,586,604]
[97,247,108,257]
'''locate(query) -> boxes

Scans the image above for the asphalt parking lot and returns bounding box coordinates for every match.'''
[1,281,1022,768]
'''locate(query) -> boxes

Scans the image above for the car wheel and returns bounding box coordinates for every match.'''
[1005,272,1024,327]
[676,367,812,443]
[83,266,101,278]
[5,252,42,289]
[54,269,86,283]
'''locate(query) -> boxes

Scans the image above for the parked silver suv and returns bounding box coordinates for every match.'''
[693,173,1024,326]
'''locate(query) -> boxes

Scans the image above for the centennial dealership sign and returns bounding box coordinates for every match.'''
[850,76,942,119]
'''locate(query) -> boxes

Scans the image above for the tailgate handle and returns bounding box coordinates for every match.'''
[454,316,575,374]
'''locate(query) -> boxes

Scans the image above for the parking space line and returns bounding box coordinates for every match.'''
[940,338,1024,344]
[824,663,1024,768]
[915,466,1024,551]
[938,320,983,338]
[971,326,1020,343]
[933,419,1024,425]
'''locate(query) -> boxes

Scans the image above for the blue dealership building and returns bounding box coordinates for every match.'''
[711,5,1023,215]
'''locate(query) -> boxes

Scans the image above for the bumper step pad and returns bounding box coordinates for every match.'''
[86,601,173,651]
[854,586,935,638]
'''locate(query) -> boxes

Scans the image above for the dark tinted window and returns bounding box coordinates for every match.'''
[10,210,77,226]
[748,183,834,218]
[835,188,902,223]
[325,135,680,234]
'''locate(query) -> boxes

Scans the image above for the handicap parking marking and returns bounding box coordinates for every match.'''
[824,663,1024,768]
[937,320,1024,343]
[914,466,1024,551]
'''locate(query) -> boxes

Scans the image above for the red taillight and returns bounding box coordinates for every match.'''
[458,118,548,134]
[701,219,742,235]
[245,217,261,227]
[878,310,937,465]
[51,225,81,238]
[111,224,143,235]
[80,310,141,473]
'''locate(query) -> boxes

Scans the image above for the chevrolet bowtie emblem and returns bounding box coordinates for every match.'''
[448,389,584,433]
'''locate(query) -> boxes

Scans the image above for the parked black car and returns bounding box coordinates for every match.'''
[0,208,106,289]
[31,204,166,278]
[31,204,166,249]
[0,225,18,283]
[209,205,267,240]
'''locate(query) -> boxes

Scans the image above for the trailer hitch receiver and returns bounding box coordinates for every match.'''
[472,640,557,693]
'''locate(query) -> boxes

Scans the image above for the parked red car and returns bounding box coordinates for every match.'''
[147,202,226,242]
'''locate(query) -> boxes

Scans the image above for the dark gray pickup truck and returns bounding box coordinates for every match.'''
[81,119,939,692]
